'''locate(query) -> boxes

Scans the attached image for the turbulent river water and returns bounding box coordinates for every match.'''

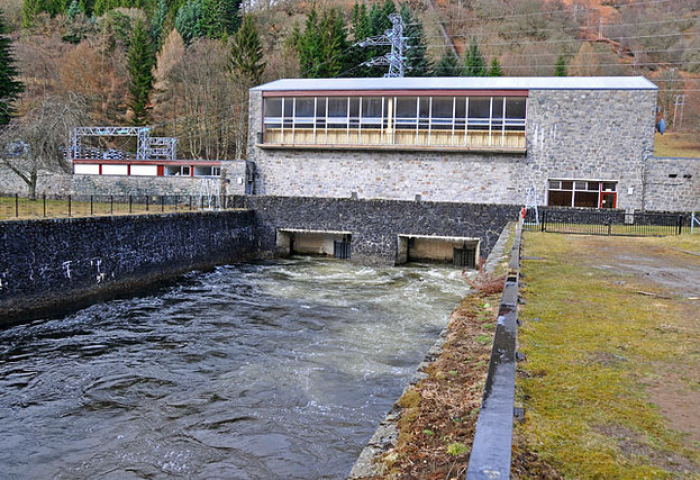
[0,258,468,479]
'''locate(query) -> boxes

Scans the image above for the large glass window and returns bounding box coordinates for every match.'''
[262,94,527,149]
[547,180,617,208]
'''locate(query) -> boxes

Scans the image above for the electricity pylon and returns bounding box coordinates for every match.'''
[355,13,408,78]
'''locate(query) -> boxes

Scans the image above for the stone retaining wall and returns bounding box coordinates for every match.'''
[0,161,246,198]
[235,195,520,265]
[0,210,255,325]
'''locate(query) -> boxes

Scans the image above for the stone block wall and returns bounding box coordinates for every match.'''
[525,89,657,211]
[0,210,255,325]
[643,157,700,212]
[236,195,520,265]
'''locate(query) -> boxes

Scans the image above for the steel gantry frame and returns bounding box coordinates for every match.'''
[71,127,178,161]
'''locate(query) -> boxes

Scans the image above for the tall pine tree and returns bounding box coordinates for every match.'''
[488,57,503,76]
[0,10,23,126]
[150,0,168,49]
[229,13,264,85]
[297,7,350,78]
[400,3,429,77]
[127,19,154,125]
[434,49,460,76]
[175,0,203,43]
[463,38,487,76]
[554,55,567,76]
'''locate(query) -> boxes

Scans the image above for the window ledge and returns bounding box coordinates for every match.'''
[256,143,527,154]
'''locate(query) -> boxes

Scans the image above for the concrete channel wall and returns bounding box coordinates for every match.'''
[0,211,255,326]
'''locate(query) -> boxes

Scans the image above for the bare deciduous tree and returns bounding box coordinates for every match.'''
[167,39,237,160]
[0,94,88,199]
[152,28,185,138]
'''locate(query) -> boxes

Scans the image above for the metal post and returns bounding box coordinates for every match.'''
[90,195,93,216]
[161,195,165,212]
[541,210,546,232]
[678,215,683,235]
[200,196,204,210]
[43,194,46,218]
[129,195,132,214]
[146,196,149,212]
[110,195,114,215]
[189,195,192,210]
[15,193,18,217]
[68,195,72,218]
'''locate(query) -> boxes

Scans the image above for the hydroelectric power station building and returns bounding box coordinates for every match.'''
[249,76,671,210]
[241,76,698,265]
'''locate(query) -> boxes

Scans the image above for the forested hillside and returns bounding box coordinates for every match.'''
[0,0,698,159]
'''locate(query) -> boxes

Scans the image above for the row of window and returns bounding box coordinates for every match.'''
[262,96,527,147]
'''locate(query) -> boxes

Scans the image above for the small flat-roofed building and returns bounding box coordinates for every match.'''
[248,76,664,210]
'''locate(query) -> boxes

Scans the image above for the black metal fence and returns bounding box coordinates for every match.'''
[1,193,228,219]
[524,208,685,236]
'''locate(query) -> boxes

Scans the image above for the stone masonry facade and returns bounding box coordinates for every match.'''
[644,157,700,212]
[246,87,698,212]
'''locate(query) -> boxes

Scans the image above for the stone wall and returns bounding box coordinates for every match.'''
[236,195,520,265]
[247,88,658,210]
[643,157,700,212]
[0,161,246,198]
[0,211,255,325]
[525,89,656,211]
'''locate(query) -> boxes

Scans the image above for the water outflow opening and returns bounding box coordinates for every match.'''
[276,229,352,259]
[397,235,479,268]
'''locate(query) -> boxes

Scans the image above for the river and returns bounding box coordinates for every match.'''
[0,258,467,479]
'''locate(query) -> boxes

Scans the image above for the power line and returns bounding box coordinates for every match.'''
[419,0,684,24]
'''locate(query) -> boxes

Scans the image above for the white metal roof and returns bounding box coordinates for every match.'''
[252,76,658,92]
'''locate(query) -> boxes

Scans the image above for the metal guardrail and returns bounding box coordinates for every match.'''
[525,209,685,237]
[466,219,523,480]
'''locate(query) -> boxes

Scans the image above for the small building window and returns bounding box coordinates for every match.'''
[547,180,617,209]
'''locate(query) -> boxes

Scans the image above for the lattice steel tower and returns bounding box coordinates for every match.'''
[356,13,408,78]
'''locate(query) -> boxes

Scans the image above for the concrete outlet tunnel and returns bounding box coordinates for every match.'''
[276,229,479,268]
[276,229,352,259]
[397,235,479,268]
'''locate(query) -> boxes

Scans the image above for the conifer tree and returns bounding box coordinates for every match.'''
[463,38,487,76]
[400,3,430,77]
[220,0,241,35]
[350,2,373,77]
[434,49,459,76]
[554,54,567,76]
[297,6,320,77]
[197,0,223,38]
[488,57,503,76]
[369,0,394,34]
[229,13,264,85]
[297,7,350,78]
[127,19,154,125]
[0,10,24,126]
[150,0,168,48]
[175,0,203,43]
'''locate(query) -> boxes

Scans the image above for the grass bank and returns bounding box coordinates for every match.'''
[513,232,700,479]
[654,133,700,157]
